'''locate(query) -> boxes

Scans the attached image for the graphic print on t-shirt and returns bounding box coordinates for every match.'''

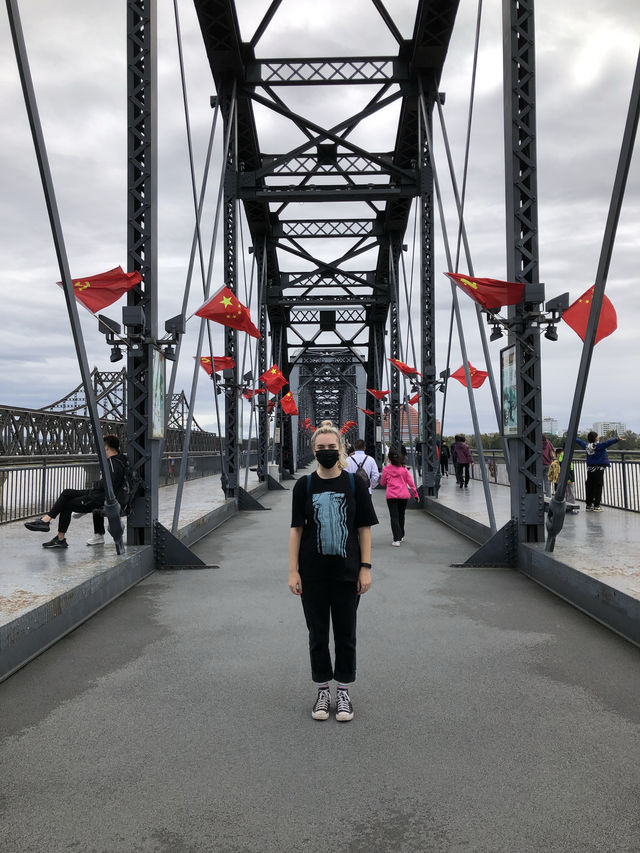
[312,491,348,557]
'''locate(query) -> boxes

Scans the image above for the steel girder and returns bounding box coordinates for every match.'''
[193,0,460,466]
[126,0,159,542]
[503,0,544,543]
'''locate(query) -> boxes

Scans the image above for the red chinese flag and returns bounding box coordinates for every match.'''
[58,266,142,313]
[562,286,617,345]
[280,391,298,415]
[199,356,213,376]
[259,365,288,394]
[451,362,489,389]
[367,388,390,401]
[408,393,419,405]
[213,356,235,372]
[358,407,376,416]
[242,388,265,400]
[445,272,525,310]
[304,418,310,429]
[389,358,421,377]
[267,398,277,414]
[195,285,261,339]
[310,426,317,433]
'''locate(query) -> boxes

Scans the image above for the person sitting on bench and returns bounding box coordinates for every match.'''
[24,435,128,549]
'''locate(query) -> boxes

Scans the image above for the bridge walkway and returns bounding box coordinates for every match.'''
[2,468,640,852]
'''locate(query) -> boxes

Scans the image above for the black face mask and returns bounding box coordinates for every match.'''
[315,449,340,469]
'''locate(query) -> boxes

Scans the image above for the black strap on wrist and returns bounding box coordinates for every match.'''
[360,562,372,569]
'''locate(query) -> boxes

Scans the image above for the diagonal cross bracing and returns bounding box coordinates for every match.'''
[193,0,460,478]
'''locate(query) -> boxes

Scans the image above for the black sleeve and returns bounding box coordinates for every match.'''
[291,476,307,528]
[353,475,378,527]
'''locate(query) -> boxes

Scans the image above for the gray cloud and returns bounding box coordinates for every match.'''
[1,0,638,438]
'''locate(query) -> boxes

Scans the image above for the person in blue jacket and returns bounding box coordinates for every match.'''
[575,431,624,512]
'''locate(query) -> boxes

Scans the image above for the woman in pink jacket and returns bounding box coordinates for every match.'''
[380,446,419,546]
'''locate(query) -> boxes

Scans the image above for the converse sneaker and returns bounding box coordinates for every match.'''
[592,506,603,512]
[42,536,68,549]
[335,688,354,722]
[311,687,331,721]
[391,541,400,547]
[86,534,105,545]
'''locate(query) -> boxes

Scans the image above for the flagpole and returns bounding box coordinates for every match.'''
[546,47,640,552]
[7,0,124,552]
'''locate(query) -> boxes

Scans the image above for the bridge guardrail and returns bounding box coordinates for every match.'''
[0,452,259,524]
[465,450,640,513]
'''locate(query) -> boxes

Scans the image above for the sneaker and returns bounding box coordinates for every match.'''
[592,506,603,512]
[585,506,593,511]
[72,512,83,519]
[336,688,354,722]
[311,687,331,721]
[24,519,50,532]
[42,536,68,549]
[86,533,105,545]
[391,541,401,547]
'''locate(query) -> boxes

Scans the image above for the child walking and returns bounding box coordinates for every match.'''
[289,421,378,722]
[380,445,419,546]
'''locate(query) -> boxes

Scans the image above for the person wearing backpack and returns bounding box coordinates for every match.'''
[289,421,378,723]
[24,434,128,549]
[346,438,380,494]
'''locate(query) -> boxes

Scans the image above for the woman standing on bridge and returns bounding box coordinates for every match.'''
[289,420,378,723]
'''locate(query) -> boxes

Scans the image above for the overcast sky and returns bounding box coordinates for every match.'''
[1,0,638,439]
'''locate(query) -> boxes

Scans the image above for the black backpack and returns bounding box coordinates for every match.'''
[354,459,370,489]
[115,458,143,516]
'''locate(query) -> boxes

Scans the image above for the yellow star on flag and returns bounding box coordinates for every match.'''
[221,295,233,308]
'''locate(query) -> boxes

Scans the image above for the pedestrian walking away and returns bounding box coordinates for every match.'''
[452,435,473,488]
[439,440,450,476]
[289,420,378,722]
[380,445,419,546]
[345,438,380,494]
[576,431,624,512]
[24,434,128,548]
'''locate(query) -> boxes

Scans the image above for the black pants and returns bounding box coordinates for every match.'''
[48,489,102,534]
[457,463,470,486]
[585,468,605,508]
[440,458,449,475]
[386,498,407,542]
[301,578,360,683]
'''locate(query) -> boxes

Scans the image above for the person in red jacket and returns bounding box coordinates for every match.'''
[380,446,419,546]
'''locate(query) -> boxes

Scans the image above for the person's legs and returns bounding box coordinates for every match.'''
[386,498,402,543]
[330,580,359,684]
[585,469,595,508]
[543,465,551,497]
[592,469,605,509]
[300,580,333,684]
[566,481,576,505]
[397,498,407,539]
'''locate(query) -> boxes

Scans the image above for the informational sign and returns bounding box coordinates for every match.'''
[151,349,166,439]
[500,344,518,437]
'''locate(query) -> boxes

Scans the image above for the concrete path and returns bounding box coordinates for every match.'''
[2,471,640,852]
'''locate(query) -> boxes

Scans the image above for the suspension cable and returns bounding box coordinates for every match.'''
[419,84,497,534]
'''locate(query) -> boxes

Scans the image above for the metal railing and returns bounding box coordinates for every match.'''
[0,451,258,524]
[464,450,640,513]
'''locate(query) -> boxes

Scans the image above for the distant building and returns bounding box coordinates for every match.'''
[542,417,558,435]
[593,421,626,436]
[382,407,440,444]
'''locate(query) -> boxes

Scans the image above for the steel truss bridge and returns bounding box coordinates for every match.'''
[0,368,217,456]
[6,0,638,563]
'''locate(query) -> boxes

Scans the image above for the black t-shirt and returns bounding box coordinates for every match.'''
[291,470,378,582]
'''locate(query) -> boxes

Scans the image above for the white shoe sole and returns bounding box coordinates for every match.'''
[336,711,354,722]
[311,709,330,721]
[391,542,400,547]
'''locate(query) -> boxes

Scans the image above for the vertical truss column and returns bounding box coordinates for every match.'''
[503,0,544,542]
[388,237,402,448]
[126,0,159,545]
[255,243,269,481]
[221,84,239,497]
[418,110,439,495]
